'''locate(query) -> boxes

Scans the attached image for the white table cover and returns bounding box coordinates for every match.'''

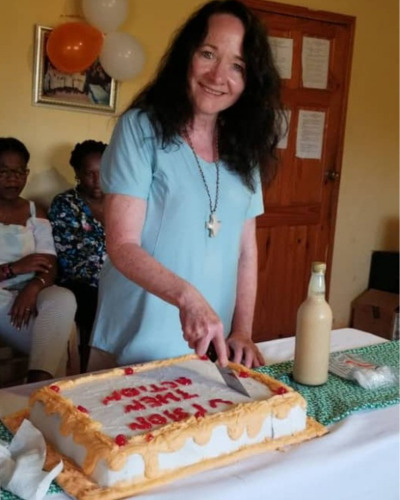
[0,328,398,500]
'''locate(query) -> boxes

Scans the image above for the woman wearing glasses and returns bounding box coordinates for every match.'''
[0,137,76,383]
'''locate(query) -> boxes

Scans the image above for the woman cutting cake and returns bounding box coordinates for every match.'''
[89,0,283,371]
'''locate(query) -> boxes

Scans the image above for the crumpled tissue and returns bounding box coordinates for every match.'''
[0,419,63,500]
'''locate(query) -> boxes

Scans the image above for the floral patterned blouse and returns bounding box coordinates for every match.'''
[48,189,106,287]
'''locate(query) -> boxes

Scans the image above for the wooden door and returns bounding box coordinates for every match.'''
[244,1,355,342]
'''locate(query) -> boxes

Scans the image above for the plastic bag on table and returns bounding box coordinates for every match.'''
[329,352,399,390]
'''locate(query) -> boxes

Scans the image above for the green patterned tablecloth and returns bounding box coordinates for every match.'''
[255,340,400,426]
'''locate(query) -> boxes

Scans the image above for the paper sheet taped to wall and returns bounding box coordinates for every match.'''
[277,109,291,150]
[296,110,325,159]
[269,36,293,80]
[302,37,330,89]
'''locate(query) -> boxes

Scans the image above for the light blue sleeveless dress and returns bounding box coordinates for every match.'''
[91,109,264,365]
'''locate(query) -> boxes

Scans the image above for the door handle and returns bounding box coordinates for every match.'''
[325,170,340,182]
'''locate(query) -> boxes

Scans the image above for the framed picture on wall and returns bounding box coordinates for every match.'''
[32,25,117,114]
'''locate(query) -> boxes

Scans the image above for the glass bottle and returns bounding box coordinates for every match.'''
[293,262,333,385]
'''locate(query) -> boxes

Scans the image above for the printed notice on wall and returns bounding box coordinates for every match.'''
[268,36,293,79]
[302,37,330,89]
[296,110,325,159]
[277,110,291,149]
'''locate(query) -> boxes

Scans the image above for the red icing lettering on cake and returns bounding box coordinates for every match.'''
[163,408,189,421]
[238,371,250,378]
[120,387,140,398]
[129,403,204,429]
[193,404,207,419]
[209,399,233,408]
[150,392,181,405]
[129,417,153,431]
[139,396,166,408]
[160,380,178,388]
[103,377,194,406]
[125,401,146,412]
[102,374,233,433]
[174,388,198,400]
[124,390,196,414]
[175,377,191,386]
[127,398,233,430]
[50,385,60,392]
[147,383,169,393]
[124,367,134,375]
[103,390,122,405]
[148,414,168,426]
[77,405,89,414]
[275,387,288,395]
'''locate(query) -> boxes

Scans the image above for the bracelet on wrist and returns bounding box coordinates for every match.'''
[34,276,46,287]
[1,263,15,280]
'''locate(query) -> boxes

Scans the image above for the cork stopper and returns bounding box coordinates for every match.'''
[312,261,326,273]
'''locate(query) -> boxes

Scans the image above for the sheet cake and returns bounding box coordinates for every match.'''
[26,354,326,499]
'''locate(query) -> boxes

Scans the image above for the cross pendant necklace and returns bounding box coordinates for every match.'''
[185,128,221,237]
[206,213,221,237]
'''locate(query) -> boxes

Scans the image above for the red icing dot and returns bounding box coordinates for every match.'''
[238,371,250,378]
[115,434,127,446]
[49,385,60,392]
[146,434,154,442]
[124,367,134,375]
[275,387,288,395]
[199,355,208,361]
[77,405,89,414]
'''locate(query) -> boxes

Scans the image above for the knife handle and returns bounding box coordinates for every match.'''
[206,343,233,363]
[206,343,218,362]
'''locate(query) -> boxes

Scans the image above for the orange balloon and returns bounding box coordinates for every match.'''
[47,22,103,74]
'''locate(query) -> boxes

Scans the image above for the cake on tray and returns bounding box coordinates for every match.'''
[11,354,325,499]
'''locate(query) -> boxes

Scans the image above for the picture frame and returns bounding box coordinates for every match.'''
[32,25,117,115]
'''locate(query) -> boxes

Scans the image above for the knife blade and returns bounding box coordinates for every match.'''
[206,343,251,397]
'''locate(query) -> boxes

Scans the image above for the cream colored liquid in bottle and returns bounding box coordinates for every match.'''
[293,262,333,386]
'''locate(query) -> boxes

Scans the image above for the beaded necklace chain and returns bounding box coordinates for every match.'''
[185,129,221,237]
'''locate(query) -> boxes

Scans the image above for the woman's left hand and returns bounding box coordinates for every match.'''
[227,331,265,368]
[9,282,41,329]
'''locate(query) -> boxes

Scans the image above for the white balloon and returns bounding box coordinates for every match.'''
[100,32,145,81]
[82,0,128,33]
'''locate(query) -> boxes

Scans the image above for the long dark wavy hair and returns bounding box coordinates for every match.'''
[126,0,284,190]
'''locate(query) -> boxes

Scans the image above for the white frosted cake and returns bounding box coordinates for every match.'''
[26,354,326,500]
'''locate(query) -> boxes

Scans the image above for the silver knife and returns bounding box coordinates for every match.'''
[206,343,251,397]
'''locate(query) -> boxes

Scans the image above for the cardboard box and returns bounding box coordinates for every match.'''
[351,289,399,340]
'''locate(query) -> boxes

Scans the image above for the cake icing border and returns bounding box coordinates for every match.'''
[28,355,306,476]
[3,409,327,500]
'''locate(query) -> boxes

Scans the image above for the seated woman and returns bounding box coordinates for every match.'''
[48,140,107,372]
[0,137,77,383]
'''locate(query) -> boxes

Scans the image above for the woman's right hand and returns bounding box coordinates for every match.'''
[179,290,228,366]
[9,281,41,329]
[12,254,52,275]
